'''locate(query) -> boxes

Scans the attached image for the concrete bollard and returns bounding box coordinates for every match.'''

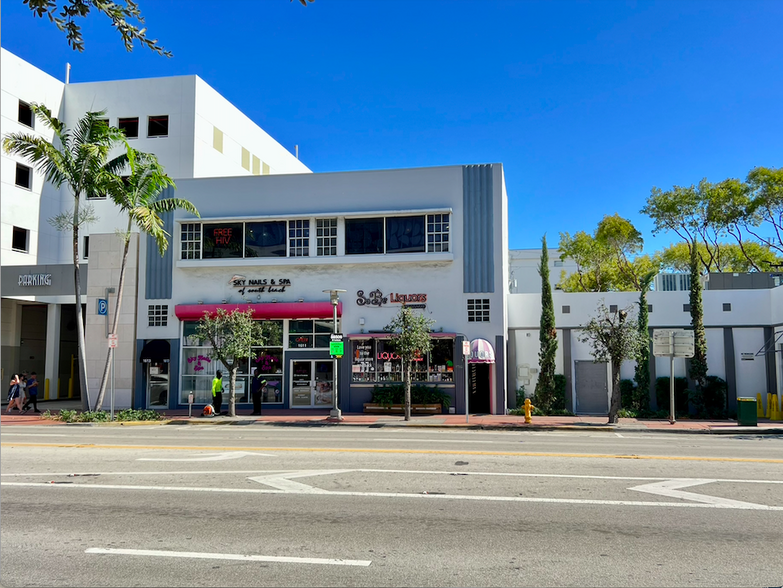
[773,394,782,421]
[757,393,764,418]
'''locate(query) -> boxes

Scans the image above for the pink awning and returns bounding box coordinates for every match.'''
[469,338,495,363]
[175,302,342,321]
[346,333,457,339]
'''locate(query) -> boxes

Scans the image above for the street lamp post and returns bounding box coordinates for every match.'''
[323,289,346,421]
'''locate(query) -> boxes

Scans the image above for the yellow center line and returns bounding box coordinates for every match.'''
[2,442,783,464]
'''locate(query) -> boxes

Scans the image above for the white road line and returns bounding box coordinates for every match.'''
[628,479,767,508]
[85,547,371,566]
[615,433,624,438]
[371,438,499,443]
[5,481,783,511]
[137,451,274,461]
[249,470,352,493]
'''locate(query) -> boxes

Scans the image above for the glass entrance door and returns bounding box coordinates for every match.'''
[290,359,334,408]
[146,362,169,409]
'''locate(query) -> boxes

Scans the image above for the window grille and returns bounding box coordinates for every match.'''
[181,223,201,259]
[467,299,490,322]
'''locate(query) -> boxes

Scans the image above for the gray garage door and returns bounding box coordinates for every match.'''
[575,360,609,415]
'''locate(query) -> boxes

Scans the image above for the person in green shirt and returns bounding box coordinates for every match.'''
[212,370,223,416]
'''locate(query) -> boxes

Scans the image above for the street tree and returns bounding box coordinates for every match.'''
[745,166,783,258]
[385,305,435,421]
[93,148,198,411]
[3,105,124,410]
[23,0,171,56]
[688,244,709,389]
[535,235,558,411]
[558,214,659,292]
[578,302,645,423]
[196,308,263,417]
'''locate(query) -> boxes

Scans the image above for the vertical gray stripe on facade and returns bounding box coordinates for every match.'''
[495,335,505,414]
[563,328,573,413]
[462,165,494,293]
[507,332,517,409]
[764,326,776,395]
[723,328,737,413]
[145,198,174,300]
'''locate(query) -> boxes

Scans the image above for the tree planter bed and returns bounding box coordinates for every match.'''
[363,403,442,415]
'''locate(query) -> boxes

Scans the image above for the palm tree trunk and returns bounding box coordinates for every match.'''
[72,201,90,412]
[94,220,133,411]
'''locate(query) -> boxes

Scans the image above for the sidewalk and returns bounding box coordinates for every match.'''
[2,399,782,434]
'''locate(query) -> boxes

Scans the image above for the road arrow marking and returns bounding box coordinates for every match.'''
[248,470,351,493]
[628,478,768,508]
[137,451,273,462]
[86,547,371,567]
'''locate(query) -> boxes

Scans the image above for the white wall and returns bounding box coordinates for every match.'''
[508,249,577,293]
[192,77,310,179]
[1,49,65,267]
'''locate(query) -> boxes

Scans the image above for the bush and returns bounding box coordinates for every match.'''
[75,410,110,422]
[533,374,566,412]
[620,379,636,409]
[370,384,451,409]
[655,377,689,414]
[516,385,527,408]
[58,409,77,423]
[116,408,166,422]
[701,376,727,418]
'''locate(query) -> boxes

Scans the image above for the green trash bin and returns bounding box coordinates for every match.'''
[737,397,758,426]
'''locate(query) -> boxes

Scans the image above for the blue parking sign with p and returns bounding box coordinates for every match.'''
[97,299,108,316]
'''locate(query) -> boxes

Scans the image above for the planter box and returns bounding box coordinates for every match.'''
[363,403,442,415]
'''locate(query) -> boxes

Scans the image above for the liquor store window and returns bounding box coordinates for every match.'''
[118,117,139,139]
[148,115,169,138]
[288,319,336,349]
[350,338,455,383]
[203,223,243,258]
[18,101,34,128]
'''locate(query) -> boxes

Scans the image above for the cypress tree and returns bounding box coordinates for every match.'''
[689,243,708,389]
[535,235,558,411]
[633,274,654,411]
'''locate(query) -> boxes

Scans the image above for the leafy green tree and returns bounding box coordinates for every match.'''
[558,214,659,292]
[535,235,558,411]
[196,309,264,417]
[385,305,435,421]
[24,0,171,56]
[745,166,783,258]
[93,148,199,411]
[3,105,124,410]
[578,302,645,423]
[657,241,781,273]
[688,245,708,389]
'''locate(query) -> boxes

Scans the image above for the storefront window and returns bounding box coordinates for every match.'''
[288,319,336,348]
[351,339,375,383]
[375,339,403,382]
[202,223,243,258]
[428,339,454,382]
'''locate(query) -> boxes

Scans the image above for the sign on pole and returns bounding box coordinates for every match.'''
[462,340,471,356]
[652,329,695,358]
[108,333,118,349]
[330,340,344,357]
[97,299,108,316]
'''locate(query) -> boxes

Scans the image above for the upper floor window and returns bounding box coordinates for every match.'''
[288,220,310,257]
[15,163,32,190]
[386,216,425,253]
[148,115,169,138]
[83,236,90,260]
[427,214,449,252]
[316,218,337,256]
[118,117,139,139]
[148,304,168,327]
[246,221,286,257]
[345,218,383,255]
[12,226,29,253]
[467,298,490,322]
[181,223,201,259]
[203,222,243,259]
[18,101,34,128]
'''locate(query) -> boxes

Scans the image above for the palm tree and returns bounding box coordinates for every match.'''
[3,106,124,410]
[92,148,199,411]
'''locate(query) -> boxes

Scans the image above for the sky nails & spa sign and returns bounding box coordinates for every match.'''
[229,275,291,295]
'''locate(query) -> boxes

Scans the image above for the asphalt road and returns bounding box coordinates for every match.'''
[2,425,782,587]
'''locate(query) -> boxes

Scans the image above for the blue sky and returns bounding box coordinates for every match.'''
[3,0,782,253]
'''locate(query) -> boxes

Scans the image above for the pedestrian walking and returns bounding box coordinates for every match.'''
[212,370,224,416]
[22,372,40,413]
[6,376,22,413]
[250,373,266,416]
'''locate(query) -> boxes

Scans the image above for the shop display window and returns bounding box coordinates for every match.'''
[288,319,336,349]
[350,338,455,383]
